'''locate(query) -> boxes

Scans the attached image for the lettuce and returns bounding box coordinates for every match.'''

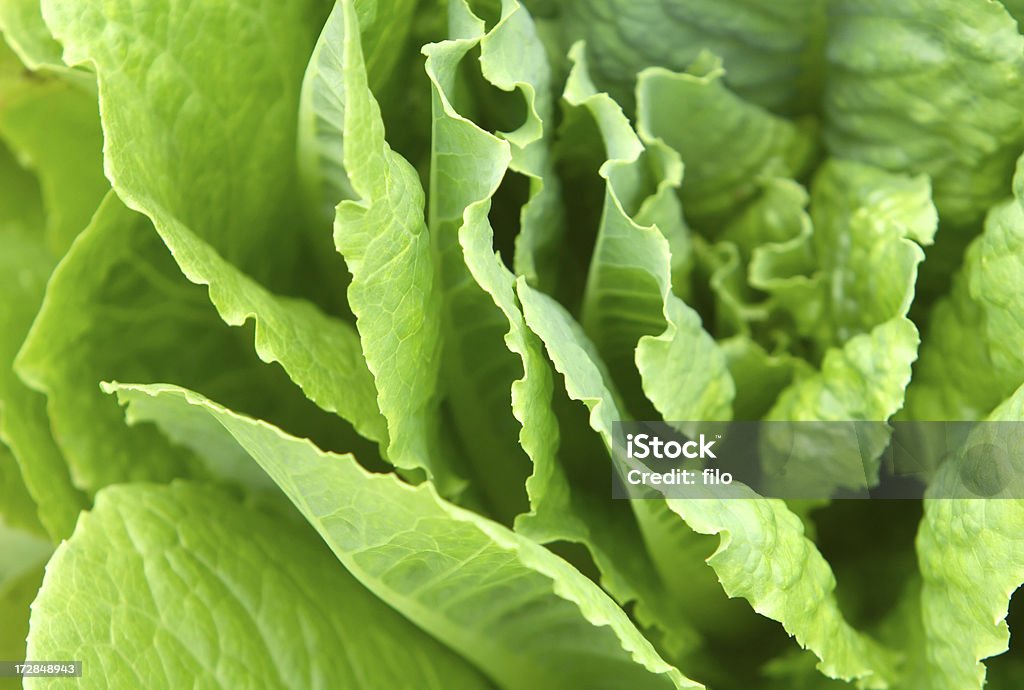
[2,1,1024,688]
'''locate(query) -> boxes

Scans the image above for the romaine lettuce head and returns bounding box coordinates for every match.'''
[1,1,1023,689]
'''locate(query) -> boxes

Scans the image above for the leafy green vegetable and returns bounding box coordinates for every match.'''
[824,0,1024,227]
[550,0,826,115]
[917,386,1024,690]
[636,53,817,228]
[329,0,458,494]
[17,194,362,496]
[518,282,896,687]
[105,382,699,690]
[0,113,86,541]
[42,0,325,285]
[2,0,1024,688]
[26,481,494,690]
[906,152,1024,424]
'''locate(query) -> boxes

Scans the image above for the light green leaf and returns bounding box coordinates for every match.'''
[751,161,935,355]
[16,194,359,496]
[907,155,1024,421]
[808,162,934,341]
[0,0,69,73]
[424,6,694,651]
[0,41,105,255]
[556,51,741,654]
[42,0,326,285]
[424,0,570,522]
[723,176,817,341]
[0,519,51,690]
[0,142,85,541]
[754,163,931,491]
[664,490,899,688]
[0,443,40,535]
[825,0,1024,226]
[332,0,460,493]
[636,54,817,228]
[518,281,896,688]
[462,206,666,627]
[763,318,920,494]
[0,564,45,690]
[722,177,814,258]
[564,43,733,423]
[520,277,744,655]
[32,0,385,467]
[26,481,495,690]
[480,2,566,294]
[768,318,919,423]
[139,204,388,455]
[298,0,419,222]
[916,386,1024,690]
[452,57,693,662]
[554,0,826,115]
[105,383,701,690]
[702,178,811,342]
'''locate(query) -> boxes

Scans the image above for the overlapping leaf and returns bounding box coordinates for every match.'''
[17,195,359,496]
[825,0,1024,226]
[106,382,701,690]
[916,386,1024,690]
[518,283,897,687]
[550,0,826,115]
[907,155,1024,420]
[636,54,817,228]
[329,0,460,493]
[26,482,495,690]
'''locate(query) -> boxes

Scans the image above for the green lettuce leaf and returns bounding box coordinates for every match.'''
[297,0,419,223]
[907,155,1024,420]
[564,43,734,423]
[105,382,701,690]
[916,386,1024,689]
[16,194,359,495]
[698,178,810,345]
[462,202,678,643]
[29,0,386,467]
[636,53,817,228]
[26,481,495,690]
[0,139,85,540]
[757,160,936,353]
[133,205,389,458]
[435,5,704,658]
[42,0,326,286]
[480,4,566,293]
[0,40,105,255]
[757,163,931,491]
[0,0,72,74]
[422,0,550,522]
[518,281,897,688]
[552,0,825,115]
[824,0,1024,226]
[330,0,460,493]
[764,319,919,491]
